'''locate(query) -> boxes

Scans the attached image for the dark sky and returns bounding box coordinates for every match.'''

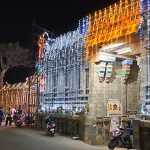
[0,0,118,48]
[1,0,119,83]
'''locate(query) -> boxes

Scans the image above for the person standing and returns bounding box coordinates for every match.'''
[17,105,22,115]
[11,107,16,121]
[0,107,4,126]
[5,107,12,126]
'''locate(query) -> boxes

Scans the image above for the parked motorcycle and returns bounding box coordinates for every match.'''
[14,113,25,127]
[25,114,34,125]
[46,121,56,136]
[108,127,133,150]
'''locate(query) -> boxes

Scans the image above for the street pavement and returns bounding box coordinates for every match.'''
[0,125,108,150]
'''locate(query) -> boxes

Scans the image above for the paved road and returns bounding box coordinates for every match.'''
[0,126,108,150]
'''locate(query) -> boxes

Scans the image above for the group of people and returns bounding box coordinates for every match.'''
[0,105,23,126]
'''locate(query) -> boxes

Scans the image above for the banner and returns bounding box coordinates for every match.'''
[107,100,122,116]
[110,116,120,133]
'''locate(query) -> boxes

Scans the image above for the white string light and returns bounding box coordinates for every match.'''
[39,17,89,112]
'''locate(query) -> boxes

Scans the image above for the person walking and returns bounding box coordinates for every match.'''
[0,107,5,126]
[11,107,16,119]
[5,107,12,126]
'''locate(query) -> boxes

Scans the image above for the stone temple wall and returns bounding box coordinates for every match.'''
[87,61,139,119]
[84,60,140,145]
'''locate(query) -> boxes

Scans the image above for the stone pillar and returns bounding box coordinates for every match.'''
[88,63,106,118]
[86,57,140,144]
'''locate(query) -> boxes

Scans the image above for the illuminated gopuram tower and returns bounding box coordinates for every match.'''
[138,0,150,116]
[36,0,150,146]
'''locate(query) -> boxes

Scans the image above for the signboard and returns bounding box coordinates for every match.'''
[122,59,133,65]
[97,52,116,62]
[107,100,122,116]
[116,70,128,78]
[96,62,106,80]
[105,62,113,78]
[116,59,133,78]
[110,116,120,133]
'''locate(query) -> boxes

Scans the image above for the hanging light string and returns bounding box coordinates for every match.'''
[85,0,141,61]
[139,0,150,115]
[39,17,88,111]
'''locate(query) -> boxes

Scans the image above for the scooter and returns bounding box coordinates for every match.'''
[14,113,25,127]
[47,121,56,136]
[108,127,133,150]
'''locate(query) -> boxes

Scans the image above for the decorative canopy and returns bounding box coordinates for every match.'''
[85,0,141,60]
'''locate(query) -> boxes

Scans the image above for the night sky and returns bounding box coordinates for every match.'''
[1,0,118,83]
[0,0,118,48]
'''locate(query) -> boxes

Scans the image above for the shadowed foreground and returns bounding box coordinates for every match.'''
[0,127,107,150]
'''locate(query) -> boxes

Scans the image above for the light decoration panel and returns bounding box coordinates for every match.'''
[37,33,46,59]
[139,0,150,115]
[43,24,87,60]
[38,24,88,111]
[79,16,89,35]
[85,0,141,61]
